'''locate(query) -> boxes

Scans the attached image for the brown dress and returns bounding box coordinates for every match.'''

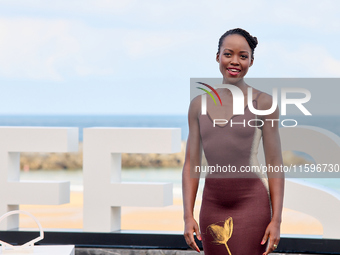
[199,92,272,255]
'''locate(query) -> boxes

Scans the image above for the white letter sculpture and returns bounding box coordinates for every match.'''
[257,126,340,238]
[83,128,181,232]
[0,127,78,230]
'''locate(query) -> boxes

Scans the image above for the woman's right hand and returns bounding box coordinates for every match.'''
[184,217,202,253]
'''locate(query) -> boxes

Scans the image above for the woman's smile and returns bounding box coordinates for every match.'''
[227,67,241,76]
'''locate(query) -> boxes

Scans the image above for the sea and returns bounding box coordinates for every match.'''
[1,114,340,194]
[0,115,189,141]
[1,114,340,141]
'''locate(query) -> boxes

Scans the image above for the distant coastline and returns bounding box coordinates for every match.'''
[21,142,186,170]
[20,141,310,170]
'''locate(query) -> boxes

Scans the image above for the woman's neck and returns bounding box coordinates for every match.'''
[222,77,248,93]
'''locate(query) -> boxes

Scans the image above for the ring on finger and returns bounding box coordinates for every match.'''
[273,244,278,249]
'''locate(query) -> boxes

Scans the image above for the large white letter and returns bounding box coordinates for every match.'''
[0,127,78,230]
[83,128,181,232]
[256,126,340,238]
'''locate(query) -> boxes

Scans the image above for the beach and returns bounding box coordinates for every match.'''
[18,186,323,235]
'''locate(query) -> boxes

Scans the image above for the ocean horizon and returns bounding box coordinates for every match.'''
[0,114,188,141]
[0,114,339,141]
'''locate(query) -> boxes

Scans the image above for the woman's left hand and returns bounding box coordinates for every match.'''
[261,220,281,255]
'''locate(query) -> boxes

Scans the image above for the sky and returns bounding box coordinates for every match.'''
[0,0,340,115]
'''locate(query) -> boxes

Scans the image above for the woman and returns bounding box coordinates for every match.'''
[182,28,284,255]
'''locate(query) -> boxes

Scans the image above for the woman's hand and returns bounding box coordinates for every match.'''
[261,220,281,255]
[184,216,202,253]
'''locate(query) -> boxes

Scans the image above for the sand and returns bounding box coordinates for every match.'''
[18,191,323,235]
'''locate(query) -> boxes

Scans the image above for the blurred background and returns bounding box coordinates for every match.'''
[0,0,339,235]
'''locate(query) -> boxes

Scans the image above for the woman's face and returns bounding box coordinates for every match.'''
[216,34,253,83]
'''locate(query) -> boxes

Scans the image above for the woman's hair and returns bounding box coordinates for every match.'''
[217,28,258,59]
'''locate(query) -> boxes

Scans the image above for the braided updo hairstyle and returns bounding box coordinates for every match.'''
[217,28,258,59]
